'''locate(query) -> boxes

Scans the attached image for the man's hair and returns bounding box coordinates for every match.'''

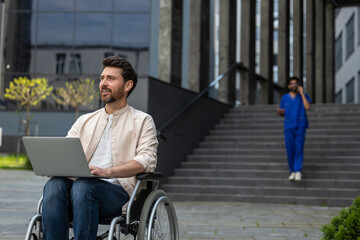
[287,76,301,86]
[102,56,138,97]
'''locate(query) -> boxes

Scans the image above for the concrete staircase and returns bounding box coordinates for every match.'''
[162,104,360,207]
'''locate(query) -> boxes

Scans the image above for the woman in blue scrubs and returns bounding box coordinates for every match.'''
[276,76,311,181]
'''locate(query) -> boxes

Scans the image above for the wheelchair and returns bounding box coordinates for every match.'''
[25,172,179,240]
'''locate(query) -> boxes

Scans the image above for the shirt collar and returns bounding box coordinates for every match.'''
[102,104,129,118]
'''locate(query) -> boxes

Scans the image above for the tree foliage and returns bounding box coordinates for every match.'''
[53,78,98,119]
[4,77,53,136]
[5,77,53,108]
[321,196,360,240]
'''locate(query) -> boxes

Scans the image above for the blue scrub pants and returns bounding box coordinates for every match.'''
[284,127,306,173]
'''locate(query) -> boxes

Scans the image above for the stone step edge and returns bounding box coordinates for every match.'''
[165,192,355,201]
[167,176,360,183]
[162,183,358,192]
[181,162,360,167]
[174,168,360,174]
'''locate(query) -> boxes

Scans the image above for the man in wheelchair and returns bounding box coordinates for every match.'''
[42,56,158,240]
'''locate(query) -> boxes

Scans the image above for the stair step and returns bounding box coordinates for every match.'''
[215,123,360,130]
[187,155,360,163]
[166,176,360,189]
[181,162,360,171]
[204,135,360,141]
[210,129,360,136]
[199,141,360,149]
[221,116,360,123]
[165,192,354,207]
[193,148,360,156]
[173,168,360,179]
[162,184,358,198]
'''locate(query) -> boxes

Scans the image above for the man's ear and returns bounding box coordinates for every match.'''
[125,80,133,92]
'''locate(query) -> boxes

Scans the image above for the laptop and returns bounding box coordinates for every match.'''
[22,136,99,178]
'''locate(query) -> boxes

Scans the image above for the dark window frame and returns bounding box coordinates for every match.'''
[345,13,355,59]
[346,77,355,103]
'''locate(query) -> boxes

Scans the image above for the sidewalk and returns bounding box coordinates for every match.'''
[0,169,342,240]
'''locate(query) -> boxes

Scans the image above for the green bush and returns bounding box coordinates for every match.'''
[0,153,32,169]
[321,196,360,240]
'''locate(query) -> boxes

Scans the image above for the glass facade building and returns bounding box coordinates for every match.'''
[2,0,151,110]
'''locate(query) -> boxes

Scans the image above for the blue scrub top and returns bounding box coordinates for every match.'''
[279,93,312,130]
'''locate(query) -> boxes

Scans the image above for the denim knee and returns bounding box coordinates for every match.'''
[71,178,99,202]
[43,177,72,200]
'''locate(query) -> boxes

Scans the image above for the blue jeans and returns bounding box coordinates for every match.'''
[42,177,129,240]
[284,127,306,172]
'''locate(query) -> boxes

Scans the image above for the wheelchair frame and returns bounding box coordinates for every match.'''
[25,172,179,240]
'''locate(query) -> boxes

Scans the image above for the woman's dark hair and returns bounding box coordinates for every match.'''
[102,56,138,97]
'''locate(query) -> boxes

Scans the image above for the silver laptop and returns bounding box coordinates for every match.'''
[22,137,98,178]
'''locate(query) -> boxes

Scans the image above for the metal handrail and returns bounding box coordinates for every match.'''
[157,63,237,133]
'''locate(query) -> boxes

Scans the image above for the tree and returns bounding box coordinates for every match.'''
[53,78,98,119]
[5,77,53,136]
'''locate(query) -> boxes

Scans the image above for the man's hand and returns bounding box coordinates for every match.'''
[276,105,285,116]
[297,86,304,95]
[89,165,112,178]
[297,86,311,111]
[89,160,145,179]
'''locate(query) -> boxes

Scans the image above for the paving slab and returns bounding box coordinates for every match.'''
[0,169,343,240]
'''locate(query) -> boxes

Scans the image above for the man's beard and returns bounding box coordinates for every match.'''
[102,95,116,103]
[290,88,297,93]
[101,87,125,104]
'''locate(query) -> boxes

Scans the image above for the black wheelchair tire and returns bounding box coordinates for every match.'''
[30,233,38,240]
[137,190,179,240]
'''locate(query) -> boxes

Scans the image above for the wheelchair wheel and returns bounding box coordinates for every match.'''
[137,190,179,240]
[29,233,38,240]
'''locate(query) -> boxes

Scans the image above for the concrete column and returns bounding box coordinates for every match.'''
[158,0,172,83]
[277,0,290,88]
[170,0,183,86]
[218,0,236,104]
[325,2,334,103]
[240,0,256,105]
[293,0,304,81]
[187,1,201,92]
[0,1,5,100]
[260,0,274,104]
[315,0,325,103]
[305,0,315,101]
[199,0,210,92]
[228,0,236,104]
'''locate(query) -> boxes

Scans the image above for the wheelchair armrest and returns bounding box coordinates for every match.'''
[136,172,163,181]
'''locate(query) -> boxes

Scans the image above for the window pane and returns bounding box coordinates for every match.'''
[113,13,150,47]
[12,0,36,11]
[358,7,360,45]
[69,53,82,74]
[358,71,360,103]
[335,90,342,104]
[4,12,34,73]
[37,13,74,45]
[346,14,354,58]
[346,78,355,103]
[38,0,74,11]
[75,14,111,46]
[335,32,343,71]
[56,53,66,74]
[76,0,112,12]
[114,0,150,12]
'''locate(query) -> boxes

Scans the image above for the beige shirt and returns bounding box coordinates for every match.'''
[66,105,158,197]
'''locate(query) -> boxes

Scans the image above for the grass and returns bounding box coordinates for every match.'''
[0,153,32,169]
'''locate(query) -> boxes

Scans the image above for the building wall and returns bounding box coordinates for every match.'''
[335,7,360,103]
[1,0,151,110]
